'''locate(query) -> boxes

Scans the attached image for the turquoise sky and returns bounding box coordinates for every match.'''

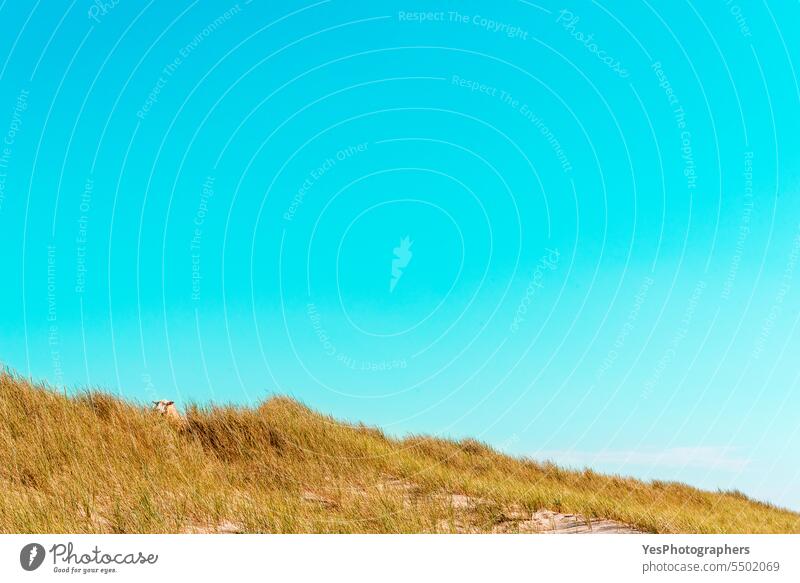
[1,1,799,510]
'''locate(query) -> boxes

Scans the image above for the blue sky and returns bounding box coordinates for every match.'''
[1,1,799,510]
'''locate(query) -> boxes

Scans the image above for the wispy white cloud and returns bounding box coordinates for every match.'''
[532,446,750,472]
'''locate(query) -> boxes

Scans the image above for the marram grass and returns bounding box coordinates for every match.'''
[1,371,797,534]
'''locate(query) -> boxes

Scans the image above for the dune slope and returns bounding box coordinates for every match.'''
[1,371,797,534]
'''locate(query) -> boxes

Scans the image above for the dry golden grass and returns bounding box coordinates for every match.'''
[1,370,797,534]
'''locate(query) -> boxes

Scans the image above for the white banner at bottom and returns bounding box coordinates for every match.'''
[1,534,797,582]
